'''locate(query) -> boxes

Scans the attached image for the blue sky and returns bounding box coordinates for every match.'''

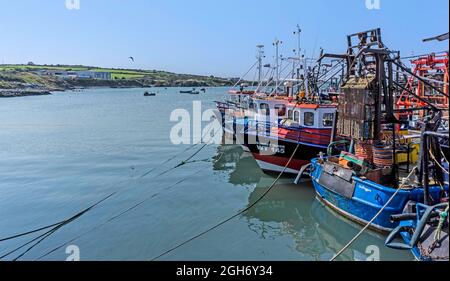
[0,0,448,77]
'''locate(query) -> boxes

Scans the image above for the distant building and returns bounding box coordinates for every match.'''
[73,71,111,80]
[42,70,69,77]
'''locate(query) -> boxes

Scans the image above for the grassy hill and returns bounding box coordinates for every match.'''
[0,64,237,89]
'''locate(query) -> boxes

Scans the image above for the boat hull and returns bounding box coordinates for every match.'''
[244,133,327,174]
[310,158,446,232]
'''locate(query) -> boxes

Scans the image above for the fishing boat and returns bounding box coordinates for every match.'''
[385,131,449,261]
[144,91,156,96]
[243,101,336,174]
[180,88,199,94]
[308,29,450,232]
[219,33,341,169]
[239,59,339,173]
[310,156,446,232]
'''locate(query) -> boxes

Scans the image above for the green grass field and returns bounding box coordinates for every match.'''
[0,64,235,87]
[0,65,157,79]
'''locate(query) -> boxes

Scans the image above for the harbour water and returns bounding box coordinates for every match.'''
[0,87,413,261]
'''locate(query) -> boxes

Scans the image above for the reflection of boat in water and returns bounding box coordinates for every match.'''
[210,142,412,260]
[242,182,413,261]
[212,144,263,186]
[310,197,413,261]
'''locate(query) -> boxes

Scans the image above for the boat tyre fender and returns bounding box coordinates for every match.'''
[385,225,414,250]
[385,203,448,250]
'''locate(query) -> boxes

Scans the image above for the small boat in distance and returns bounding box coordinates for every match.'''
[144,91,156,96]
[180,88,199,94]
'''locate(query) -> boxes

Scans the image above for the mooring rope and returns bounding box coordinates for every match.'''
[0,192,116,260]
[330,167,418,261]
[429,147,450,175]
[0,116,218,260]
[150,143,301,261]
[155,143,209,177]
[138,143,200,179]
[35,151,228,261]
[0,221,65,243]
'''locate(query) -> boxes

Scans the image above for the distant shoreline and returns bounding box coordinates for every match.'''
[0,89,52,98]
[0,85,231,98]
[0,64,240,98]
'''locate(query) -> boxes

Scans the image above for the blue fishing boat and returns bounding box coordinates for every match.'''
[308,29,449,235]
[310,157,446,232]
[385,131,449,261]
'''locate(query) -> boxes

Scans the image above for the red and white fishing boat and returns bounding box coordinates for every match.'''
[243,101,337,174]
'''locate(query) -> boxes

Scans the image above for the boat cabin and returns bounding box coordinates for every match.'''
[284,103,336,130]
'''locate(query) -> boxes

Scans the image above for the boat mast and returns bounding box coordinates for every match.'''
[256,45,265,85]
[295,25,302,61]
[293,25,302,89]
[273,39,282,92]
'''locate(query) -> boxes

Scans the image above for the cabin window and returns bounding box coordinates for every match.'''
[274,104,286,117]
[260,103,270,116]
[304,112,315,126]
[288,109,293,120]
[323,113,334,127]
[294,111,300,123]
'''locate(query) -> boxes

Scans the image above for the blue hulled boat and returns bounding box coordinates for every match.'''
[310,157,446,232]
[307,29,449,237]
[384,131,449,261]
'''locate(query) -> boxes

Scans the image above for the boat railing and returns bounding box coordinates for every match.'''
[243,119,332,143]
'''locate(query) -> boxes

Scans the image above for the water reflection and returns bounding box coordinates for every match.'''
[212,144,264,186]
[212,144,413,261]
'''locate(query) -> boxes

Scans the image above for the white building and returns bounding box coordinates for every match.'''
[41,70,111,80]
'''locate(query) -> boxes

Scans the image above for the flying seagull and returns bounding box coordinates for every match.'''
[423,32,449,42]
[129,56,135,62]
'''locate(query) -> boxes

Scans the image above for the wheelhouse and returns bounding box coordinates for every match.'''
[283,103,336,130]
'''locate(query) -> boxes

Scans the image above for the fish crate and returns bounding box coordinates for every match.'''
[339,151,369,168]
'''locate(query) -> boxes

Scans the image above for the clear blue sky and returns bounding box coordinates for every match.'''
[0,0,448,77]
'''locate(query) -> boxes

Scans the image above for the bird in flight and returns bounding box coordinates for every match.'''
[129,56,135,62]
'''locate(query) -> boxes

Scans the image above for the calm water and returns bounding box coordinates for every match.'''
[0,87,413,261]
